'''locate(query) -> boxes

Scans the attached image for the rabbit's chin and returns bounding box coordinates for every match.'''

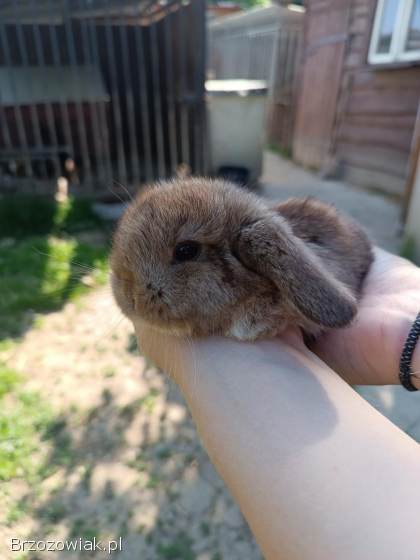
[225,310,328,341]
[131,315,194,338]
[222,305,290,340]
[225,317,281,341]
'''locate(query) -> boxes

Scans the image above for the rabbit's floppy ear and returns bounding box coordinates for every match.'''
[234,216,357,328]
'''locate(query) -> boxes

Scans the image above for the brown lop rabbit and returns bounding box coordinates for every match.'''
[110,178,373,340]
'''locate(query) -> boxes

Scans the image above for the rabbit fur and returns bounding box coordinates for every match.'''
[110,178,373,340]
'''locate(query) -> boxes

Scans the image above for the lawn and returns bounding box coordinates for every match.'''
[0,364,54,483]
[0,195,109,343]
[0,194,110,511]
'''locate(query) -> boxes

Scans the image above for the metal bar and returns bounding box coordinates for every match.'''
[290,30,299,88]
[163,13,178,176]
[0,63,13,154]
[79,1,105,186]
[149,22,165,178]
[177,5,190,167]
[134,24,153,182]
[200,0,208,174]
[241,35,247,78]
[62,0,93,187]
[283,30,292,91]
[47,0,75,165]
[192,0,205,174]
[275,29,285,92]
[86,13,113,187]
[0,145,71,156]
[96,100,113,185]
[31,0,61,178]
[0,21,32,176]
[104,9,128,184]
[256,36,263,80]
[264,35,270,79]
[13,5,48,178]
[268,26,281,98]
[247,33,253,79]
[119,19,141,184]
[0,103,13,153]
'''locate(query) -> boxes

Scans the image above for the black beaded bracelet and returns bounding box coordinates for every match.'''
[399,312,420,392]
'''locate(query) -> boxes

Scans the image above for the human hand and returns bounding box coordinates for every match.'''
[311,248,420,386]
[134,302,420,560]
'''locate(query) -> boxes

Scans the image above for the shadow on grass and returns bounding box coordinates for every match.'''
[0,194,109,342]
[10,362,257,560]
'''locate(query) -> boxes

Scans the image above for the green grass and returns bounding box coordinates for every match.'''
[0,194,109,488]
[200,521,210,537]
[0,235,108,339]
[69,518,100,541]
[6,499,29,525]
[0,194,110,341]
[0,195,112,533]
[39,500,68,523]
[119,389,160,421]
[0,365,21,398]
[0,362,79,531]
[0,364,54,482]
[0,194,102,238]
[141,388,160,414]
[156,532,195,560]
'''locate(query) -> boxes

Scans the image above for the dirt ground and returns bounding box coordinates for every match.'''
[1,286,262,560]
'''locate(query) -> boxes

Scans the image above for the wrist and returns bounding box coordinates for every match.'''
[397,311,420,390]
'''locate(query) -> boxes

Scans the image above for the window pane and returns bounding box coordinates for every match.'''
[406,0,420,51]
[376,0,399,54]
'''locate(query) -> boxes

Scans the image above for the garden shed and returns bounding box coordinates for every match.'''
[0,0,206,193]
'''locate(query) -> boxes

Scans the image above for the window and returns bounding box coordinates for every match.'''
[369,0,420,64]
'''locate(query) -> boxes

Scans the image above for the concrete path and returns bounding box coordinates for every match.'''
[260,151,420,441]
[261,151,402,252]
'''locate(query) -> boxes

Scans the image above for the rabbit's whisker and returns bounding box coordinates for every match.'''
[33,248,98,272]
[112,179,134,202]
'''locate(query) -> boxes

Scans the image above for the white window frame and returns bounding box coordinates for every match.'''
[368,0,420,64]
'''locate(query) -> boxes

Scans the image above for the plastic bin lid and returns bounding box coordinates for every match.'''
[205,79,267,96]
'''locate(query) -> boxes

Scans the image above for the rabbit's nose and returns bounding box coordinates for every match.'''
[146,283,164,301]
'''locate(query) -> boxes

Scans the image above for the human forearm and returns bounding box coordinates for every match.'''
[135,324,420,560]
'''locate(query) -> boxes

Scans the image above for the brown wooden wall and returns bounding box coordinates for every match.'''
[293,0,420,197]
[293,0,351,168]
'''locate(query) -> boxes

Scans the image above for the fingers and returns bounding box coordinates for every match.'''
[310,307,413,386]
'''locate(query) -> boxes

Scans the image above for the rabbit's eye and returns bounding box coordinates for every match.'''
[174,241,201,262]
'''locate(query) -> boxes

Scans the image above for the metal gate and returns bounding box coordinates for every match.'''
[207,4,303,152]
[0,0,206,194]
